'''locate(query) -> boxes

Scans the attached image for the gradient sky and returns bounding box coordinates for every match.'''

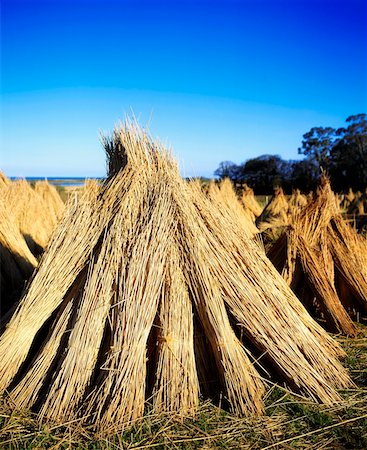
[1,0,366,177]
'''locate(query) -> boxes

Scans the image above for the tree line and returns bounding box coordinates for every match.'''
[214,114,367,194]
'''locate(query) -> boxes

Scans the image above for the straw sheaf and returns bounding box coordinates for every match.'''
[83,179,101,199]
[152,242,200,416]
[0,130,157,393]
[267,177,366,335]
[241,184,263,220]
[34,180,65,224]
[307,179,367,317]
[3,179,56,255]
[206,179,259,238]
[256,187,289,232]
[186,181,349,391]
[347,191,366,215]
[0,200,38,317]
[0,171,11,190]
[0,122,353,434]
[288,189,308,214]
[340,188,355,210]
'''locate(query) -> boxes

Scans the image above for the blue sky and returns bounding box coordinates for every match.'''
[1,0,366,177]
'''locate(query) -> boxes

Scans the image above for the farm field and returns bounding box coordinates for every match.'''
[0,324,366,449]
[1,124,366,450]
[2,0,365,447]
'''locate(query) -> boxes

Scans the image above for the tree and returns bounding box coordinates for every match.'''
[298,127,336,169]
[329,114,367,191]
[214,161,238,181]
[213,113,366,193]
[241,155,288,194]
[289,159,319,192]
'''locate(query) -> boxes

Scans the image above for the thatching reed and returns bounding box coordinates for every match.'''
[83,178,101,198]
[3,179,58,256]
[340,187,355,210]
[256,187,289,233]
[0,200,38,319]
[206,179,259,238]
[267,176,367,335]
[347,190,366,215]
[288,189,308,214]
[240,183,263,221]
[34,180,65,224]
[0,171,11,190]
[0,122,352,434]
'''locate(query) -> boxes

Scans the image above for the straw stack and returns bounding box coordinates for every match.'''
[4,179,56,255]
[83,179,100,198]
[256,187,289,232]
[240,183,263,221]
[341,188,355,210]
[0,171,11,190]
[35,180,65,224]
[267,177,367,335]
[206,179,259,238]
[288,189,308,214]
[347,191,366,215]
[0,200,38,318]
[0,122,352,434]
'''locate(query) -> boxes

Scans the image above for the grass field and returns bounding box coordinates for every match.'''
[0,324,366,450]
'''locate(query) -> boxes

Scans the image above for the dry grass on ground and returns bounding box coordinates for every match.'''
[0,324,366,450]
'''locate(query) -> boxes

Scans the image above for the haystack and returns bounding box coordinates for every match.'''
[0,200,38,318]
[0,171,11,190]
[0,122,352,434]
[34,180,65,224]
[347,191,366,215]
[341,188,355,210]
[256,187,289,233]
[83,178,101,198]
[206,178,259,238]
[267,177,367,335]
[240,183,263,221]
[4,179,56,256]
[288,189,308,214]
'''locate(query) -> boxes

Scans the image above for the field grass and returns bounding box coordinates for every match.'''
[0,324,366,449]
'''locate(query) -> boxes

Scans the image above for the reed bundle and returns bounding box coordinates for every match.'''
[256,187,289,232]
[4,179,55,255]
[34,180,65,224]
[0,171,11,190]
[240,183,263,220]
[347,191,366,215]
[288,189,308,214]
[0,200,38,318]
[206,179,259,238]
[340,188,355,210]
[267,177,367,335]
[83,179,101,198]
[0,122,352,434]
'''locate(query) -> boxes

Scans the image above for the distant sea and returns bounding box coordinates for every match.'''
[10,177,104,187]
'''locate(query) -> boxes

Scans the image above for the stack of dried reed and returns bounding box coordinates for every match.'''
[255,187,289,246]
[267,176,367,335]
[206,178,259,238]
[4,179,56,256]
[347,190,366,215]
[34,180,65,224]
[83,179,101,198]
[288,189,308,214]
[340,188,355,210]
[240,184,263,222]
[0,200,38,319]
[0,171,11,190]
[0,122,352,434]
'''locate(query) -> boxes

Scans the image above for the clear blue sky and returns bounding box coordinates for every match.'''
[1,0,366,177]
